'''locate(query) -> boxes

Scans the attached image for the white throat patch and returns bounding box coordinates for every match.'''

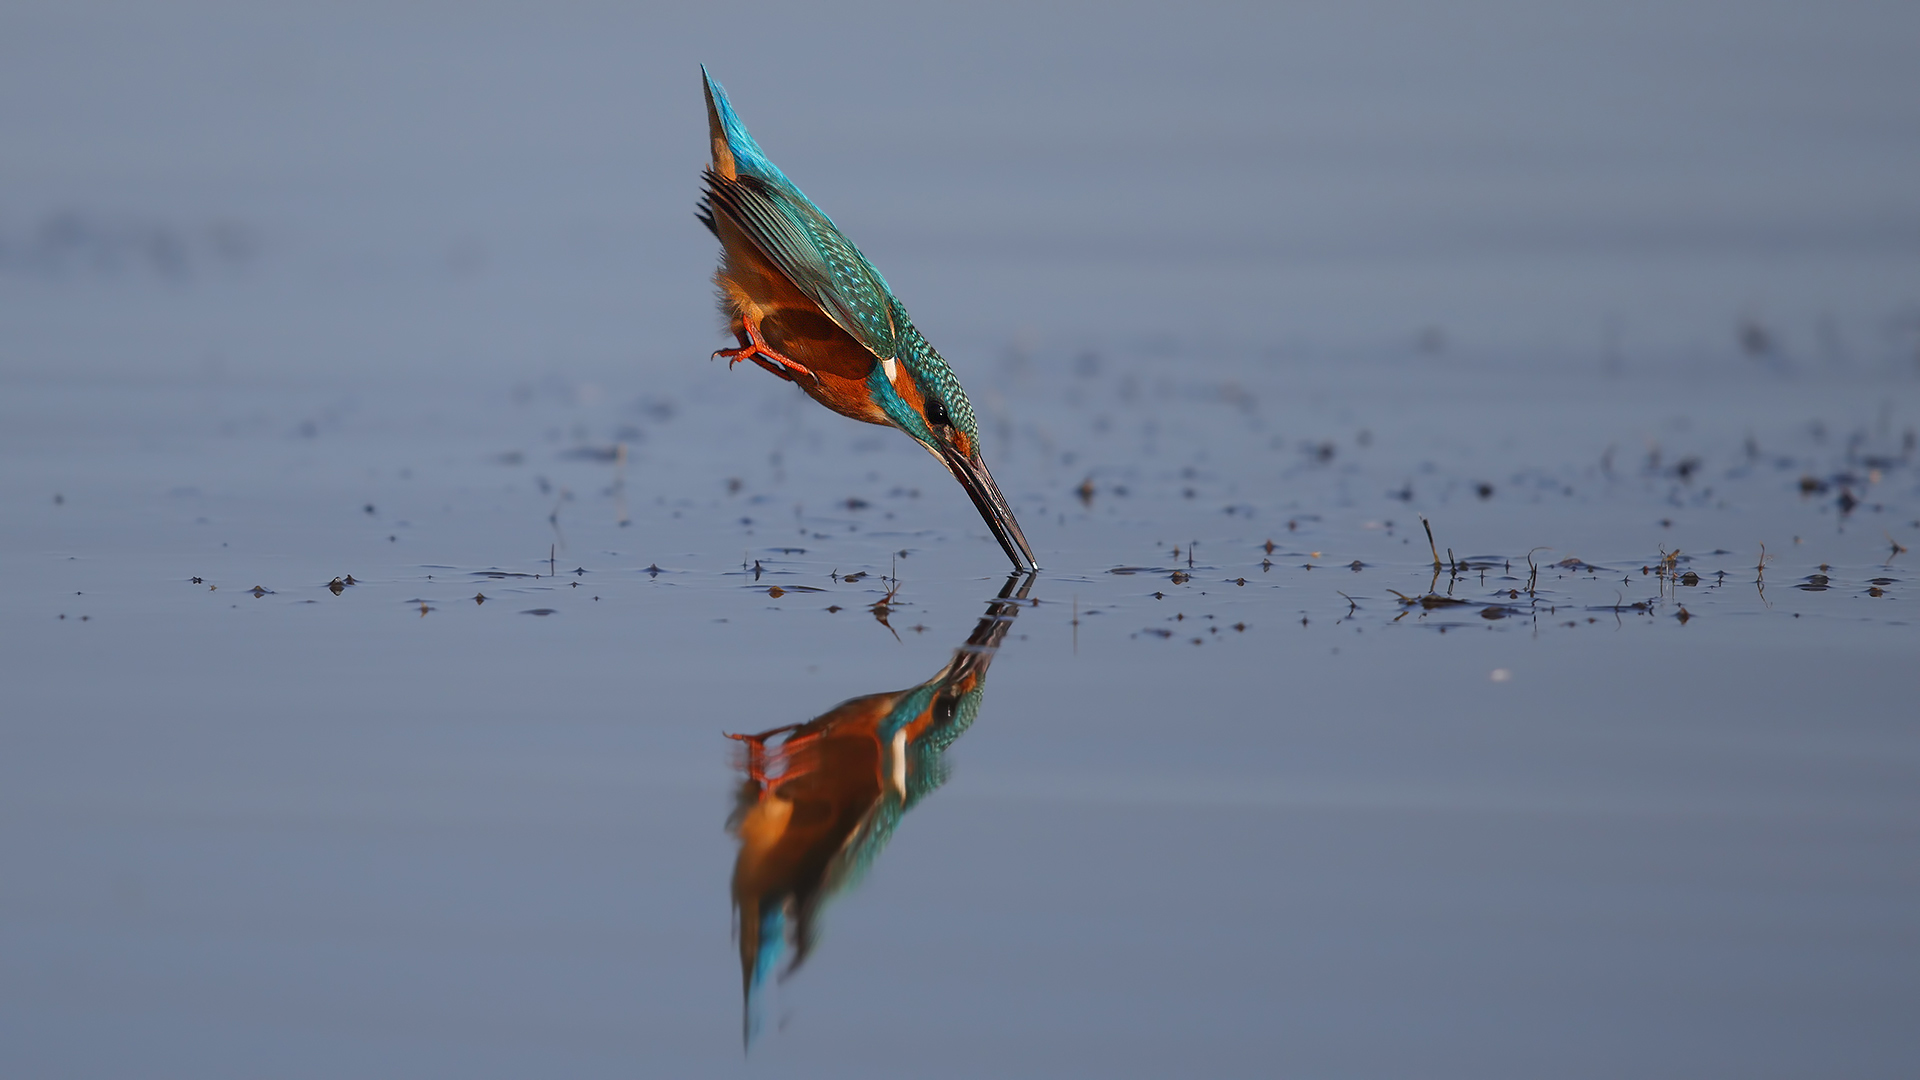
[889,728,908,795]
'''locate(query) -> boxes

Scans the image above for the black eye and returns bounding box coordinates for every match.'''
[925,397,951,428]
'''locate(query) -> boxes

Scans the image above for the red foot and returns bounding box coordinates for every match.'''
[713,313,818,385]
[726,724,817,788]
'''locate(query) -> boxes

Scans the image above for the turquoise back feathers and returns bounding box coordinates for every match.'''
[700,66,1033,571]
[701,67,904,368]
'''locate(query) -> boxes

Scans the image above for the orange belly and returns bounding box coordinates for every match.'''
[713,217,892,427]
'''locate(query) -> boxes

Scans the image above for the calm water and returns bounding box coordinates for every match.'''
[5,3,1919,1077]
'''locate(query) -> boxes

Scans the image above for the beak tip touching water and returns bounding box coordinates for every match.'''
[938,446,1038,572]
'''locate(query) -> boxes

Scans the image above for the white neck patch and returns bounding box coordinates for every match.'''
[881,357,899,384]
[889,728,908,795]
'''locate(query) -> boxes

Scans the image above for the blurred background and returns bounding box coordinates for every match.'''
[5,0,1918,385]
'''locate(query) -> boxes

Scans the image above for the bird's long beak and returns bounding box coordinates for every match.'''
[937,445,1038,570]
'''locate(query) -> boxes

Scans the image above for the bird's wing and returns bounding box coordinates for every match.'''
[703,173,900,360]
[701,67,901,361]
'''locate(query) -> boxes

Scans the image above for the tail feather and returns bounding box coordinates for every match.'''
[701,65,788,187]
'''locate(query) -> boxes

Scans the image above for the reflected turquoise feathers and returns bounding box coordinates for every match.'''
[725,573,1034,1044]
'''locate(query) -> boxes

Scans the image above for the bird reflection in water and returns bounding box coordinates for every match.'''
[725,571,1034,1043]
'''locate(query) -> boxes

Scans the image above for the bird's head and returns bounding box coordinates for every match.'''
[871,331,1036,570]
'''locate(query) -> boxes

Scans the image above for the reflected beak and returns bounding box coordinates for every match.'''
[937,444,1038,570]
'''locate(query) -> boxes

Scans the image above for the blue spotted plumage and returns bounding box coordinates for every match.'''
[698,66,1035,570]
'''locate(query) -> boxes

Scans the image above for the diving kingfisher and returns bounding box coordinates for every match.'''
[697,67,1037,571]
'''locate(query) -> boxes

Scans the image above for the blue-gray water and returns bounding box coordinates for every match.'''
[4,3,1918,1076]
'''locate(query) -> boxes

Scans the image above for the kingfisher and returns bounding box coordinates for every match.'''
[725,572,1033,1043]
[697,67,1036,571]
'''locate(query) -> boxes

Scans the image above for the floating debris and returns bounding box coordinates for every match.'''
[1388,590,1473,609]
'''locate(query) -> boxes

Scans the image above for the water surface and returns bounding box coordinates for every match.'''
[4,3,1919,1076]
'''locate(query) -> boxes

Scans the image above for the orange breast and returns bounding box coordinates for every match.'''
[713,217,892,427]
